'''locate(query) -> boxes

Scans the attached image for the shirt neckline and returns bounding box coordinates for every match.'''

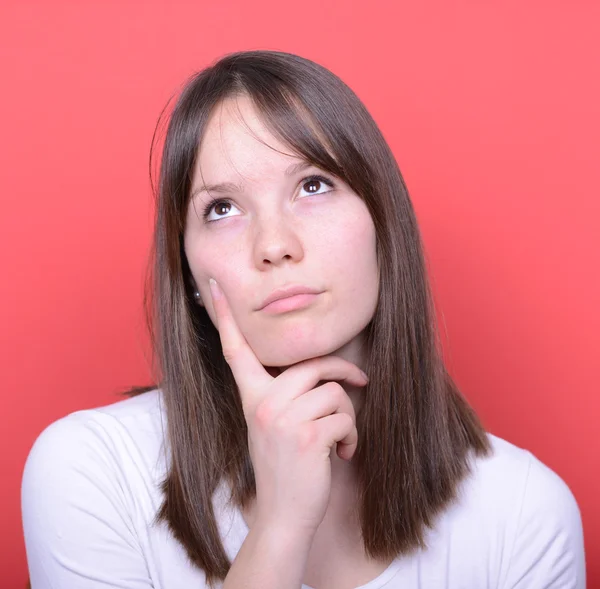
[231,496,403,589]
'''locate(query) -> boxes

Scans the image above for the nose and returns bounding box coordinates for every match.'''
[252,212,304,269]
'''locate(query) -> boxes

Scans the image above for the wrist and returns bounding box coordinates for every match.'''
[251,517,316,555]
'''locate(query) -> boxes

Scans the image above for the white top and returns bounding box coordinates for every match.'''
[21,388,586,588]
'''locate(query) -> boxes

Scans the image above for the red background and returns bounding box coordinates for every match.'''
[1,1,598,587]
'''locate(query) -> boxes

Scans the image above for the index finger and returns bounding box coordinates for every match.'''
[208,278,272,397]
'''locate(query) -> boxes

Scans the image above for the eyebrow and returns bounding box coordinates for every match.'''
[190,160,314,199]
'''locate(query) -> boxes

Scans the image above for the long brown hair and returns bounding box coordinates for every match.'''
[123,49,491,587]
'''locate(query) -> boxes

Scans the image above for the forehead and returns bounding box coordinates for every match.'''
[194,95,300,184]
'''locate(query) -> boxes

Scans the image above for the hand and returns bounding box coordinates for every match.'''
[208,278,368,536]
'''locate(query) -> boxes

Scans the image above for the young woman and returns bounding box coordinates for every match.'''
[22,50,586,589]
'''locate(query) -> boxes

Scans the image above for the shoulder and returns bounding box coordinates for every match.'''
[473,433,582,523]
[22,388,167,498]
[21,390,169,586]
[467,433,586,587]
[24,387,165,450]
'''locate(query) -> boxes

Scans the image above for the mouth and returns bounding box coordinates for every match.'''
[260,292,321,314]
[257,284,322,311]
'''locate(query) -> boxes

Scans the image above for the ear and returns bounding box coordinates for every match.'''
[186,274,204,306]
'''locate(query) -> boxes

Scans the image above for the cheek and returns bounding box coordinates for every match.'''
[332,215,379,310]
[317,211,378,276]
[184,237,245,321]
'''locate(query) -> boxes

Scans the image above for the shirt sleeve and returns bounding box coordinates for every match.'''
[21,413,154,589]
[503,451,586,589]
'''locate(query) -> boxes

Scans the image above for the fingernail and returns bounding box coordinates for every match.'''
[360,370,369,381]
[209,278,222,300]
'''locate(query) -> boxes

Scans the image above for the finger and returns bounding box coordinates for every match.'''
[315,412,358,460]
[287,382,356,426]
[274,355,368,402]
[209,279,272,397]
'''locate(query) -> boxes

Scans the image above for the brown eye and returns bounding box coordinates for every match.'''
[214,202,231,216]
[203,199,240,223]
[304,179,322,193]
[299,174,335,197]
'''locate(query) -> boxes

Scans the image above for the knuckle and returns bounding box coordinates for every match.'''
[254,400,276,428]
[326,381,345,400]
[300,356,323,374]
[296,423,318,451]
[314,356,329,372]
[342,412,355,429]
[273,413,292,433]
[336,411,354,432]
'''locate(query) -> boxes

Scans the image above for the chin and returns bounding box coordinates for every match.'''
[259,350,322,368]
[251,334,355,368]
[245,308,372,368]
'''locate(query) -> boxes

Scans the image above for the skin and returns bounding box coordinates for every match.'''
[183,95,384,576]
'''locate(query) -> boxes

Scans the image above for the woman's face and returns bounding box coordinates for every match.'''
[183,95,379,367]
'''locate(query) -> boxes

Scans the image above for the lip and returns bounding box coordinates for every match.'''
[257,285,322,311]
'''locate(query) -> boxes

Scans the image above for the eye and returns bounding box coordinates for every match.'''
[299,174,335,197]
[202,199,242,223]
[201,174,336,224]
